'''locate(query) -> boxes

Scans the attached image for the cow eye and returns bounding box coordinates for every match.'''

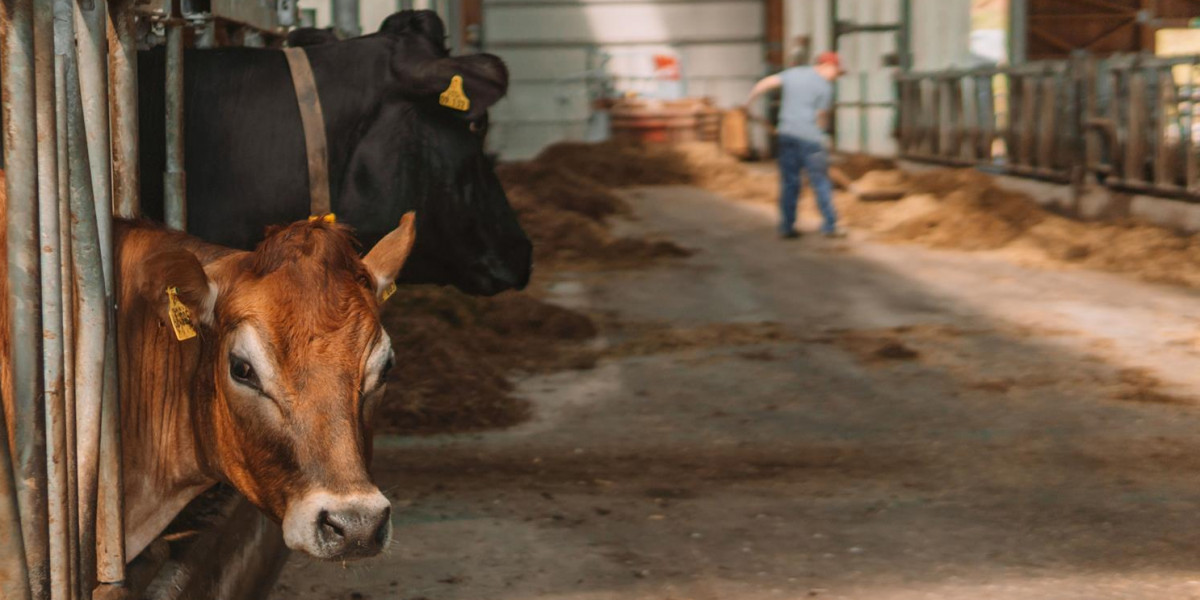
[229,355,261,390]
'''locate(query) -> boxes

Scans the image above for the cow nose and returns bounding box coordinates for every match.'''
[314,503,391,558]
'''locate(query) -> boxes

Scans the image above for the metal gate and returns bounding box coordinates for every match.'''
[897,53,1200,200]
[0,1,294,598]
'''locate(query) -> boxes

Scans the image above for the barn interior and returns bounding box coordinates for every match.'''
[7,1,1200,600]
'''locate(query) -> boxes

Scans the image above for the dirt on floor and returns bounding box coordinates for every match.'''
[527,141,1200,289]
[376,287,599,435]
[376,147,703,435]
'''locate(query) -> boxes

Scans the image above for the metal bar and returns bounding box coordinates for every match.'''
[41,0,68,595]
[75,0,124,585]
[164,20,186,231]
[0,8,36,599]
[65,21,106,595]
[333,0,359,38]
[5,0,49,595]
[74,0,111,286]
[0,389,31,600]
[859,72,868,152]
[828,0,838,150]
[108,0,139,218]
[837,22,900,34]
[1189,58,1199,194]
[52,21,79,600]
[1009,0,1027,65]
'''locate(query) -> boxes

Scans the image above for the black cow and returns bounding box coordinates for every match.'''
[138,10,530,296]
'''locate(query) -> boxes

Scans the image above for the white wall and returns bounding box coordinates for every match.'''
[483,0,766,160]
[297,0,426,34]
[783,0,972,155]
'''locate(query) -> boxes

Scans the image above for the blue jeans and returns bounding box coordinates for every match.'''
[777,135,836,234]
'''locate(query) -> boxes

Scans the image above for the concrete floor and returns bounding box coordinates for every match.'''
[269,186,1200,600]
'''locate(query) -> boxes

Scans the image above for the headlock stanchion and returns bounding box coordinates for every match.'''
[1,0,130,598]
[897,53,1200,201]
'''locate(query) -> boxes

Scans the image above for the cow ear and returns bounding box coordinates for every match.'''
[362,212,416,300]
[380,9,447,50]
[394,54,508,120]
[137,250,218,337]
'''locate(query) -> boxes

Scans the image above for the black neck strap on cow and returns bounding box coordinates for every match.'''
[283,47,332,217]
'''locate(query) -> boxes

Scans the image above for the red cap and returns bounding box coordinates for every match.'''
[816,51,846,74]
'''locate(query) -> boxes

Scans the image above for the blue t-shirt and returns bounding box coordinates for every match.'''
[777,66,832,142]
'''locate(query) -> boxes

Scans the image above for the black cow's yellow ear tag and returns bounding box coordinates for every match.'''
[381,281,398,303]
[439,75,470,112]
[166,286,198,341]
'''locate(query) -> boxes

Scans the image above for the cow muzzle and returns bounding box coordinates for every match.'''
[282,489,392,560]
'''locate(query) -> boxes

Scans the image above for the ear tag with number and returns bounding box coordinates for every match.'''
[381,281,398,303]
[166,286,198,341]
[439,75,470,112]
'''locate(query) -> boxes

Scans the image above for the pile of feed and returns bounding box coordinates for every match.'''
[377,143,702,435]
[527,141,1200,289]
[833,167,1200,288]
[377,287,598,435]
[496,148,694,267]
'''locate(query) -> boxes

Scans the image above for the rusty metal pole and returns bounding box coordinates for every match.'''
[55,55,80,600]
[333,0,359,38]
[75,0,124,587]
[0,404,32,600]
[164,18,186,230]
[0,11,37,600]
[40,0,70,594]
[50,7,77,597]
[3,0,50,595]
[65,15,107,593]
[108,0,139,218]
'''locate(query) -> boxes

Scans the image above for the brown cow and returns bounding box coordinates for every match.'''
[115,213,414,561]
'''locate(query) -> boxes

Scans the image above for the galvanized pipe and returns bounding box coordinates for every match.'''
[107,0,139,218]
[65,24,107,595]
[74,0,111,283]
[3,0,49,594]
[164,20,186,231]
[41,0,69,595]
[56,63,80,600]
[50,7,79,599]
[0,406,32,600]
[73,0,124,584]
[333,0,360,38]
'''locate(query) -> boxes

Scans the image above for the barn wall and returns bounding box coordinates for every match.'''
[297,0,434,35]
[783,0,972,156]
[482,0,767,160]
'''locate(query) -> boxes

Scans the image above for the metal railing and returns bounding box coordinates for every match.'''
[897,53,1200,200]
[1,0,140,598]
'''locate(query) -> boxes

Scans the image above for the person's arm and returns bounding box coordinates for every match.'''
[743,74,783,109]
[816,87,833,132]
[817,110,830,132]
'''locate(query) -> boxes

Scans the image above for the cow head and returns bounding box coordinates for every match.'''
[142,216,416,560]
[332,10,532,296]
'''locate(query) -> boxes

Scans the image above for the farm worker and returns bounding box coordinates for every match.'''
[744,51,846,239]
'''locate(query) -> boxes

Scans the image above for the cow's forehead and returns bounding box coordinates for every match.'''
[219,267,382,359]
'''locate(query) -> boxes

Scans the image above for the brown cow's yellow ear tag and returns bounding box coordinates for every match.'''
[439,75,470,112]
[380,281,398,303]
[308,213,336,223]
[165,286,198,341]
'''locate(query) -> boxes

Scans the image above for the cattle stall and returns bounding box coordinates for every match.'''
[897,52,1200,202]
[0,1,297,599]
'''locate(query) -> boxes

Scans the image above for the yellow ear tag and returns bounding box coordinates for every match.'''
[381,281,397,303]
[165,287,198,341]
[439,75,470,112]
[308,213,336,223]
